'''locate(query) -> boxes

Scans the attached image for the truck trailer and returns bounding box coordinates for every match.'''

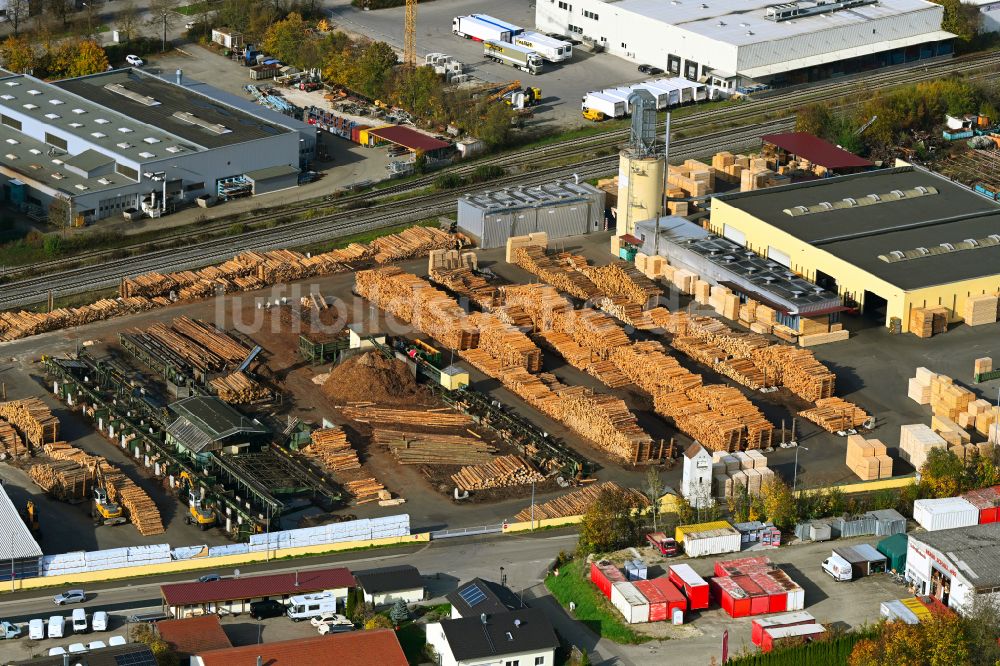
[514,31,573,62]
[453,15,515,43]
[483,41,543,75]
[582,91,627,119]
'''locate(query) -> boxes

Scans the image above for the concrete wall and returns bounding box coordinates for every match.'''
[365,588,425,607]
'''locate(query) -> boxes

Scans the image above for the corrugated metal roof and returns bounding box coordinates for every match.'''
[166,416,214,453]
[368,125,451,151]
[761,133,873,170]
[0,484,42,560]
[161,567,355,606]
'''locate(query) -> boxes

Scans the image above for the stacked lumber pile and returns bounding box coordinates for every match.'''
[580,261,661,305]
[344,478,386,503]
[610,341,703,394]
[355,267,480,350]
[899,424,947,470]
[0,297,166,343]
[210,372,270,404]
[712,450,775,498]
[798,397,869,432]
[172,317,250,363]
[505,232,549,263]
[930,414,971,446]
[594,296,656,330]
[29,455,93,501]
[0,420,25,459]
[846,435,892,481]
[929,374,975,420]
[340,406,471,429]
[689,385,773,449]
[557,308,631,360]
[451,455,544,492]
[428,248,477,274]
[0,398,59,448]
[467,313,542,372]
[301,427,361,471]
[908,306,949,338]
[146,323,225,373]
[750,347,835,402]
[511,246,604,301]
[975,357,993,376]
[538,331,593,370]
[498,283,573,332]
[430,267,498,309]
[907,366,936,405]
[105,476,164,536]
[512,481,648,521]
[370,226,459,263]
[375,429,495,465]
[963,294,999,326]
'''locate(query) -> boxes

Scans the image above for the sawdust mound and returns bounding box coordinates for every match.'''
[322,351,419,405]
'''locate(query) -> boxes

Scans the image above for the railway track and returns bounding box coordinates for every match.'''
[0,118,795,310]
[3,50,999,297]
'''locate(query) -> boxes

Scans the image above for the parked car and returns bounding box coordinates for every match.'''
[48,647,67,657]
[53,589,85,605]
[185,20,197,29]
[125,55,144,67]
[309,613,349,628]
[637,64,664,75]
[316,615,354,635]
[197,574,222,583]
[28,619,44,640]
[249,599,286,620]
[126,611,168,624]
[72,608,88,634]
[0,621,20,639]
[88,641,107,650]
[68,643,87,654]
[108,636,127,646]
[91,611,108,632]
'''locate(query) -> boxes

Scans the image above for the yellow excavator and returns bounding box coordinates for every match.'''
[92,488,127,527]
[21,501,40,536]
[180,471,217,531]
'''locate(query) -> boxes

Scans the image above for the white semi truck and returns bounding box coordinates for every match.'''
[514,31,573,62]
[453,15,517,42]
[582,91,628,119]
[483,40,543,75]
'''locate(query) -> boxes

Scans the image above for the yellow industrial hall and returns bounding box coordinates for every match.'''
[706,166,1000,333]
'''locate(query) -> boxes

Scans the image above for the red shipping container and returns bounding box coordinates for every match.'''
[768,591,788,613]
[633,580,668,622]
[635,578,687,622]
[714,576,754,618]
[750,594,770,615]
[590,561,625,599]
[669,564,710,610]
[751,612,815,646]
[715,556,773,577]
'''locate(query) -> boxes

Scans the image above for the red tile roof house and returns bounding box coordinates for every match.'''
[157,615,232,664]
[190,629,408,666]
[161,567,355,619]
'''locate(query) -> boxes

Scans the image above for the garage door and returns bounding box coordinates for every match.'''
[768,246,791,267]
[723,225,747,246]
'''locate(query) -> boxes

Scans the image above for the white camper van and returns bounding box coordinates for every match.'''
[286,592,339,621]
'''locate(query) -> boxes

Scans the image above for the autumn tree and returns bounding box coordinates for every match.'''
[67,40,110,78]
[645,466,664,531]
[921,447,965,498]
[727,480,752,524]
[760,476,797,530]
[936,0,982,44]
[7,0,29,37]
[46,0,73,28]
[795,103,833,137]
[962,596,1000,666]
[0,36,35,75]
[263,12,311,66]
[578,486,641,555]
[364,614,393,630]
[130,623,179,666]
[116,1,143,43]
[850,612,973,666]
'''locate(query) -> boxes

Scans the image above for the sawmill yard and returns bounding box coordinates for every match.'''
[0,227,998,552]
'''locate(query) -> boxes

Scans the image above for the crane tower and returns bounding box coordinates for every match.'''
[404,0,417,67]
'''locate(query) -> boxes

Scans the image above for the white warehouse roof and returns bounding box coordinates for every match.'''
[0,484,42,560]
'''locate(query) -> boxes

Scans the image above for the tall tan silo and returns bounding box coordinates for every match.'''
[615,149,664,239]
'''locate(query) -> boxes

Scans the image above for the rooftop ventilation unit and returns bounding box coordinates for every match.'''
[104,83,160,106]
[964,238,978,246]
[818,201,833,209]
[843,197,857,206]
[764,0,877,21]
[940,242,955,251]
[172,111,231,134]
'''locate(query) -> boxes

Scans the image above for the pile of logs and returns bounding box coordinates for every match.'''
[799,397,870,432]
[0,398,59,448]
[172,317,250,364]
[468,313,542,372]
[341,406,471,430]
[375,429,496,465]
[430,267,498,309]
[344,477,386,503]
[105,474,165,536]
[498,283,573,332]
[581,261,661,305]
[210,372,270,404]
[0,420,25,460]
[146,323,225,373]
[29,451,93,502]
[751,347,836,402]
[512,481,648,521]
[301,427,361,471]
[451,455,544,492]
[0,297,168,343]
[369,226,460,264]
[511,246,604,301]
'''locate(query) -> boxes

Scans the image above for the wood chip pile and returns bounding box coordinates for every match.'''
[0,420,25,459]
[511,246,605,301]
[375,429,496,465]
[210,372,270,404]
[799,397,870,432]
[512,481,648,521]
[451,455,544,492]
[0,398,59,448]
[430,267,498,309]
[301,427,361,471]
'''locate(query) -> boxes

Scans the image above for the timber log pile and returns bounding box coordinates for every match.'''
[511,246,605,301]
[171,317,250,364]
[497,283,573,332]
[750,346,836,402]
[0,398,59,448]
[370,226,462,263]
[340,406,471,430]
[0,298,168,343]
[451,455,544,492]
[146,323,225,373]
[467,313,542,372]
[799,397,870,432]
[344,478,386,503]
[0,420,26,459]
[581,261,661,305]
[375,429,496,465]
[210,372,270,404]
[301,427,361,472]
[429,267,498,309]
[513,481,648,522]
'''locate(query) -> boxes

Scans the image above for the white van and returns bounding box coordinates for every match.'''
[286,592,339,621]
[47,615,65,639]
[821,553,854,582]
[72,608,89,633]
[28,619,45,640]
[108,635,127,646]
[91,611,108,632]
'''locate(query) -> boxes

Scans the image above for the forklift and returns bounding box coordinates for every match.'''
[20,501,40,537]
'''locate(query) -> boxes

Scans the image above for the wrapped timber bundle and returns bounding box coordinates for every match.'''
[0,397,59,448]
[301,427,361,471]
[210,372,270,404]
[451,455,544,492]
[581,260,661,306]
[511,246,604,301]
[430,267,498,309]
[799,397,870,432]
[467,313,542,372]
[375,429,496,465]
[513,481,648,521]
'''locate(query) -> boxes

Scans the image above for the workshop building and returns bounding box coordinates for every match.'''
[166,396,270,464]
[353,564,425,607]
[0,483,43,582]
[536,0,953,88]
[161,567,355,618]
[192,630,408,666]
[761,133,875,175]
[905,523,1000,613]
[704,166,1000,332]
[367,125,452,159]
[0,68,314,224]
[458,179,607,249]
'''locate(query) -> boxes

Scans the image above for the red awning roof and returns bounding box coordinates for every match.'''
[196,630,408,666]
[369,125,452,152]
[156,615,232,656]
[761,132,873,170]
[161,567,355,606]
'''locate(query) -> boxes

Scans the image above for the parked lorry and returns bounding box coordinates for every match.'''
[483,41,543,75]
[582,92,626,119]
[822,545,888,581]
[514,31,572,62]
[646,532,679,557]
[453,15,515,43]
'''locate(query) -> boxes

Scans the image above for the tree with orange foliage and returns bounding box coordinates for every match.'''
[67,40,110,78]
[849,611,970,666]
[0,36,35,74]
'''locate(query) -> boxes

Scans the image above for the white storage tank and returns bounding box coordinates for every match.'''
[912,497,979,531]
[611,581,650,624]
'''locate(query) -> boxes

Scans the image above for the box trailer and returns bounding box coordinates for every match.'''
[611,581,650,624]
[453,15,514,42]
[751,611,816,646]
[668,564,709,610]
[633,578,686,623]
[761,623,825,653]
[513,31,572,62]
[582,92,626,119]
[913,497,979,531]
[590,561,625,599]
[483,40,542,75]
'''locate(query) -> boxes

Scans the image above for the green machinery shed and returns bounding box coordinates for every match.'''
[877,533,908,573]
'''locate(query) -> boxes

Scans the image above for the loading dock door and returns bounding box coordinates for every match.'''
[723,225,747,246]
[768,246,791,267]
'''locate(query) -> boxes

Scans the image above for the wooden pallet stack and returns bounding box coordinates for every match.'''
[512,481,648,521]
[899,424,947,469]
[468,313,542,372]
[964,294,999,326]
[172,317,250,364]
[301,427,361,471]
[846,435,892,480]
[375,429,496,465]
[511,246,604,301]
[210,372,270,404]
[344,478,386,503]
[581,261,661,305]
[0,420,25,459]
[798,397,869,432]
[451,455,544,492]
[0,398,59,448]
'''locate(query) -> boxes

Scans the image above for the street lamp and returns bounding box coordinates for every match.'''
[792,446,809,493]
[142,170,167,216]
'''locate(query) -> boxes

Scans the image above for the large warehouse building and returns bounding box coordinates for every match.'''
[0,68,315,224]
[706,166,1000,333]
[536,0,954,87]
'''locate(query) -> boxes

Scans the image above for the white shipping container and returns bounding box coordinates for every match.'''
[912,497,979,531]
[582,92,626,118]
[611,581,650,624]
[785,586,805,611]
[453,15,512,43]
[683,528,742,557]
[514,31,572,61]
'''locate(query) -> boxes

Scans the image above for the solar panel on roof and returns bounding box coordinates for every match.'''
[114,651,158,666]
[458,584,487,607]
